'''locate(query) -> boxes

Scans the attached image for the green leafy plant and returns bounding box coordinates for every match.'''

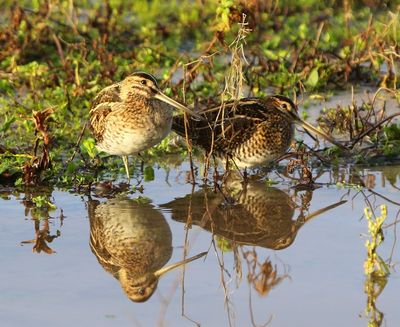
[0,1,399,188]
[81,138,99,160]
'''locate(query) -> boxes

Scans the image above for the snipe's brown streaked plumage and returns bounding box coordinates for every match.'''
[89,72,202,181]
[172,95,344,169]
[88,198,206,302]
[162,179,346,250]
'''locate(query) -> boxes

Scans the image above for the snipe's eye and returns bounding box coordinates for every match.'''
[137,287,145,296]
[281,102,291,111]
[140,80,147,85]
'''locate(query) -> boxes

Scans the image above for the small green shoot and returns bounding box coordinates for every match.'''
[216,236,232,252]
[81,138,99,160]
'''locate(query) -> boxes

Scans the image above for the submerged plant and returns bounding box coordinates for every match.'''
[364,205,389,276]
[363,204,390,327]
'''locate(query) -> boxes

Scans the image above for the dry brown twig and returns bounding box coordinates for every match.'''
[23,107,55,185]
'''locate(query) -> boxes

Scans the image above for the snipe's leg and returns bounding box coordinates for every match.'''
[122,155,130,182]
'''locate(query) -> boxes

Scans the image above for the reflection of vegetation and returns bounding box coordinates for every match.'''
[243,249,289,297]
[23,192,57,220]
[363,205,390,327]
[210,243,288,326]
[21,218,61,254]
[20,190,61,254]
[31,194,57,210]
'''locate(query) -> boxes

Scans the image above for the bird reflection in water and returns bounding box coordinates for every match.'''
[88,198,206,302]
[162,180,346,250]
[162,179,346,304]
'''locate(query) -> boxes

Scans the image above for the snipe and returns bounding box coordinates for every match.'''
[89,72,201,181]
[88,198,206,302]
[172,95,344,169]
[162,178,346,250]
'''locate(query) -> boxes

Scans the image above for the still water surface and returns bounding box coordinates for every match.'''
[1,160,399,327]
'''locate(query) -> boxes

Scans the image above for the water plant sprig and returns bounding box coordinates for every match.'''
[363,204,390,327]
[364,205,390,277]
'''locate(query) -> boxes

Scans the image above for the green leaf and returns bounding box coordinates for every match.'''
[143,166,154,182]
[66,161,77,174]
[0,116,16,133]
[306,68,319,88]
[81,138,98,159]
[14,177,23,187]
[384,124,400,141]
[216,236,232,252]
[263,49,278,60]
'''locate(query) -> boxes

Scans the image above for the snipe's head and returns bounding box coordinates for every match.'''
[118,269,159,302]
[118,251,206,302]
[272,95,345,149]
[120,72,203,119]
[270,95,299,120]
[119,72,159,99]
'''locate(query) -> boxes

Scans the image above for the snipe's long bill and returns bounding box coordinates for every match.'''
[172,95,344,169]
[88,71,201,181]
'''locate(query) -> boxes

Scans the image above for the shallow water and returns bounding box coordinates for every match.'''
[1,158,399,327]
[1,87,400,327]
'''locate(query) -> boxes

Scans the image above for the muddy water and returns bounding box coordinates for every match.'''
[0,159,399,327]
